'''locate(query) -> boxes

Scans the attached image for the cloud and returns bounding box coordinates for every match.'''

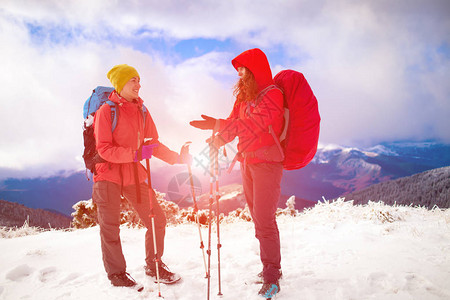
[0,0,449,179]
[137,51,238,157]
[0,7,239,178]
[268,0,450,145]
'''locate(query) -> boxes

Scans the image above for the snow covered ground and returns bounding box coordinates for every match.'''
[1,200,449,300]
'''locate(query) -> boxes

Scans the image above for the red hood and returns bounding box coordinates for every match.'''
[231,48,274,91]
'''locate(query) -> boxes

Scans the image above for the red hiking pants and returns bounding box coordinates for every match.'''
[92,181,166,276]
[241,162,283,284]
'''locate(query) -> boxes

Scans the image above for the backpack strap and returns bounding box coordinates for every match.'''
[103,101,147,134]
[142,105,148,125]
[252,84,287,140]
[104,101,147,132]
[255,84,282,104]
[245,85,282,118]
[269,124,285,160]
[258,84,289,142]
[105,100,118,131]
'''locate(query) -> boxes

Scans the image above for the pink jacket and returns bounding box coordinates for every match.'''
[93,91,179,186]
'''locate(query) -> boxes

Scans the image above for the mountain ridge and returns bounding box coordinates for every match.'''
[0,141,449,215]
[342,166,450,208]
[0,199,71,228]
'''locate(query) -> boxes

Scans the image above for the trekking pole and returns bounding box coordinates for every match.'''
[183,142,208,278]
[214,141,223,296]
[146,158,162,298]
[206,137,216,300]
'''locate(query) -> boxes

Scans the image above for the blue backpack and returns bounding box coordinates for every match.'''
[83,86,118,130]
[82,86,147,177]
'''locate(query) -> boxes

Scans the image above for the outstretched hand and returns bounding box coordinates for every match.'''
[179,142,193,165]
[189,115,217,130]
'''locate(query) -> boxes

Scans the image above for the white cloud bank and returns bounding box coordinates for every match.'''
[0,0,449,178]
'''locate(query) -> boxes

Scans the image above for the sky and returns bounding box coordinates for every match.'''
[0,0,449,179]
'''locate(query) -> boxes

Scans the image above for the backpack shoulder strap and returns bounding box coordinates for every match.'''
[255,84,282,104]
[105,100,118,131]
[246,85,283,117]
[141,104,148,124]
[104,101,146,132]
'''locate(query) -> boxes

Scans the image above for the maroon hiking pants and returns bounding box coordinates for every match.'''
[92,181,166,276]
[241,162,283,284]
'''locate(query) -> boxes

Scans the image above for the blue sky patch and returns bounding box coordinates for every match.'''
[26,22,83,46]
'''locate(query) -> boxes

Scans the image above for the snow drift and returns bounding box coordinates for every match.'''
[1,199,449,300]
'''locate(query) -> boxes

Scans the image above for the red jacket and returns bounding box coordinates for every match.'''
[218,48,284,163]
[93,91,179,186]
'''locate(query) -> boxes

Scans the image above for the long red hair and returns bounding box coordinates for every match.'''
[233,67,259,103]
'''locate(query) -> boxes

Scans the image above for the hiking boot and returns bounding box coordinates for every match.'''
[258,281,280,299]
[145,262,181,284]
[108,272,143,291]
[257,270,283,283]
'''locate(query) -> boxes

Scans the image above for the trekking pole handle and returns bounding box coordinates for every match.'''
[183,141,192,153]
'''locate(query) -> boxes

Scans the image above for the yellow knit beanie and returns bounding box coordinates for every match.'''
[107,64,140,94]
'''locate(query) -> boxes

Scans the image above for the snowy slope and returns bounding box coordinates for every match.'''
[1,200,449,300]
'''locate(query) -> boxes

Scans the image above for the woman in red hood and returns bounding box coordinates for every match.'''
[93,64,190,289]
[191,49,284,298]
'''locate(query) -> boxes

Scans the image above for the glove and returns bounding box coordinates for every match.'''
[190,115,217,130]
[134,143,158,162]
[178,143,193,165]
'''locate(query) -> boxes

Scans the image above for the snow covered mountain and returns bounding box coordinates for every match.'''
[281,141,450,203]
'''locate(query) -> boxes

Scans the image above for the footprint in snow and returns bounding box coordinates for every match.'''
[5,264,34,281]
[39,267,58,282]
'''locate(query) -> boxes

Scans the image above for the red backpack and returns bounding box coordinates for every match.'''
[274,70,320,170]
